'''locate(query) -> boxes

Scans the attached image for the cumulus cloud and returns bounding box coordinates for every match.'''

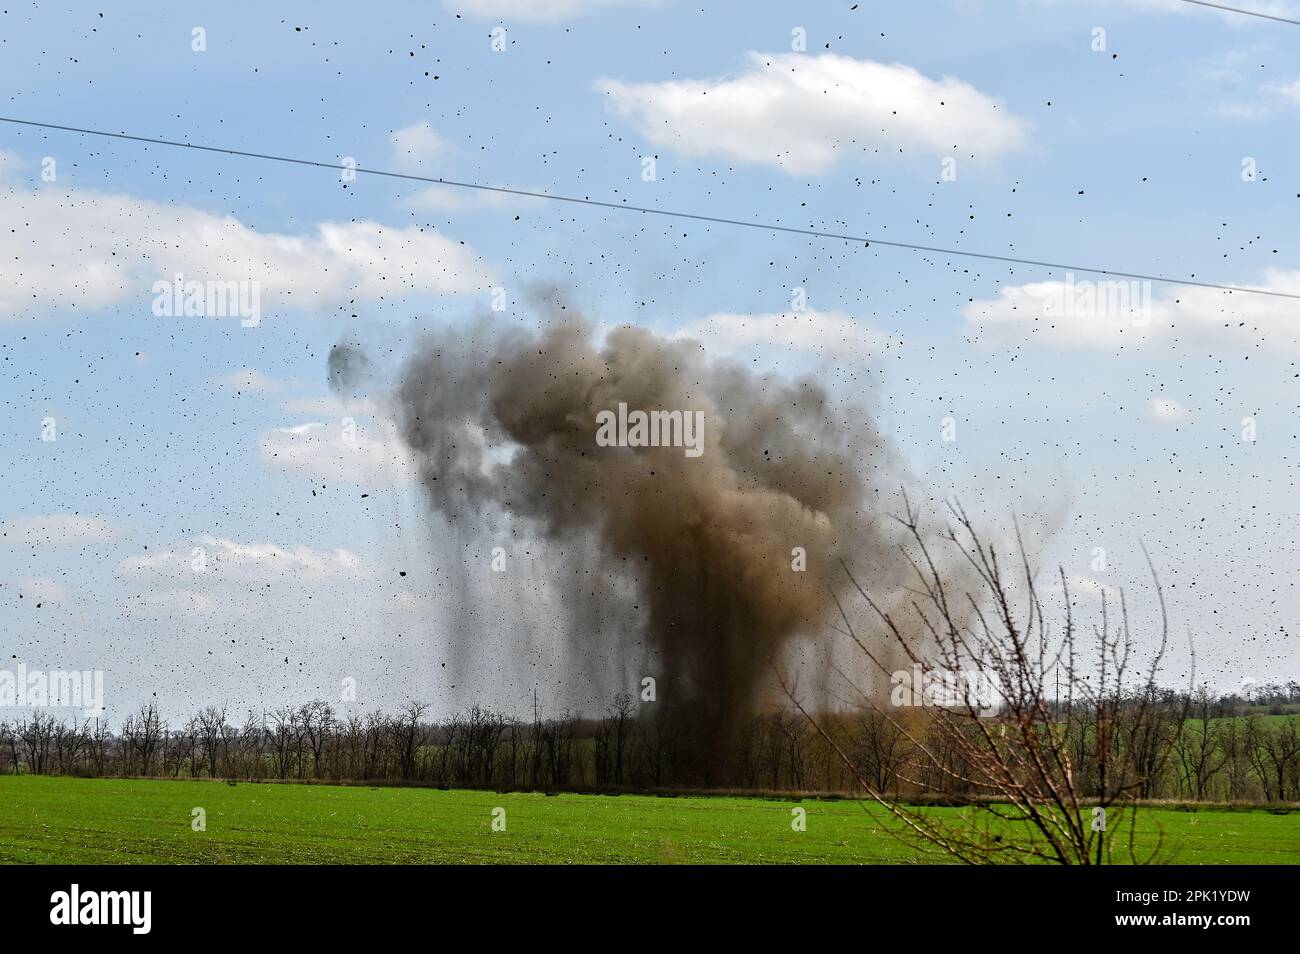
[1149,396,1191,423]
[1060,574,1120,604]
[0,181,494,318]
[280,395,383,417]
[962,270,1300,351]
[673,309,898,360]
[117,536,367,584]
[391,120,448,170]
[259,418,417,485]
[387,120,549,212]
[0,149,23,183]
[1210,76,1300,120]
[445,0,659,21]
[210,369,291,395]
[0,515,117,547]
[1271,78,1300,104]
[598,53,1028,174]
[8,576,69,603]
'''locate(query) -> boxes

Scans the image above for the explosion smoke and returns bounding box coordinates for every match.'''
[373,308,907,779]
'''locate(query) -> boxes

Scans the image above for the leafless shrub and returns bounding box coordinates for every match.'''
[780,499,1192,864]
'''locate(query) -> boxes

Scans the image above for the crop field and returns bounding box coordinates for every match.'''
[1,776,1297,865]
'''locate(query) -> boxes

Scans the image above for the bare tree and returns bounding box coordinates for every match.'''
[437,713,461,785]
[853,710,910,796]
[1252,716,1300,802]
[299,701,335,779]
[194,705,228,778]
[777,710,810,791]
[118,703,164,776]
[390,701,428,781]
[0,721,17,774]
[269,706,300,780]
[537,712,577,788]
[362,710,387,779]
[594,692,635,786]
[782,500,1190,864]
[1218,718,1257,802]
[238,710,266,778]
[636,706,676,788]
[15,714,57,774]
[503,718,529,788]
[1174,687,1228,800]
[52,719,87,775]
[85,719,111,777]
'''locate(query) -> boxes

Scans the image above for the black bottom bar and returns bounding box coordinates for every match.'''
[0,864,1283,939]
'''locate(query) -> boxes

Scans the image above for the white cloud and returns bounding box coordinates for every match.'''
[1210,101,1273,121]
[1272,79,1300,104]
[962,270,1300,352]
[391,121,448,171]
[117,536,367,584]
[0,182,494,318]
[280,395,383,417]
[406,186,479,211]
[259,418,417,486]
[0,514,117,547]
[598,53,1028,174]
[1211,76,1300,120]
[9,576,69,603]
[445,0,658,21]
[1063,575,1120,602]
[210,369,291,394]
[387,121,547,212]
[1149,396,1191,423]
[673,310,897,360]
[0,149,23,183]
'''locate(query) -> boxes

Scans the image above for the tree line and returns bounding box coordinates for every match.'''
[3,682,1298,802]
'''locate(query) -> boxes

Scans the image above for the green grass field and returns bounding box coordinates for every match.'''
[1,775,1296,864]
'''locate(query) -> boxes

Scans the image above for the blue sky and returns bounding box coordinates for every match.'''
[2,0,1299,720]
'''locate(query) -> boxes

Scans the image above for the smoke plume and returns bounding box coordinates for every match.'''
[379,307,906,778]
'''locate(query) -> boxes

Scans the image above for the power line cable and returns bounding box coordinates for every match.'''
[1175,0,1300,27]
[1,115,1296,301]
